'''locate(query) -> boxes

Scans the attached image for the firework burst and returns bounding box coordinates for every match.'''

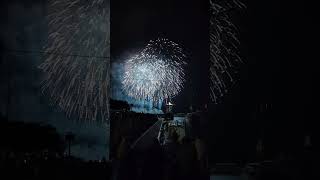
[210,0,245,103]
[122,38,186,103]
[39,0,110,122]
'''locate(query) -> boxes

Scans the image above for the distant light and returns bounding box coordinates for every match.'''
[167,102,174,106]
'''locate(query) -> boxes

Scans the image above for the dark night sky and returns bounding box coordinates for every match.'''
[0,0,109,160]
[111,0,210,113]
[1,0,318,162]
[208,0,318,161]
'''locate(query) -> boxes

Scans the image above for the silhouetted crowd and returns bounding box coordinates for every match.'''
[113,136,208,180]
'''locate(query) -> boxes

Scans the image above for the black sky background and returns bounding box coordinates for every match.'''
[111,0,210,113]
[209,0,318,162]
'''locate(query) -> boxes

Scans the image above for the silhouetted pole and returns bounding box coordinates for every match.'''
[65,132,75,157]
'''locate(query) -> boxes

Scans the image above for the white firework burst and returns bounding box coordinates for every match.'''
[122,38,186,103]
[39,0,110,122]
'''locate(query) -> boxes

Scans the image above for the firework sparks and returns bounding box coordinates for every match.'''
[210,0,245,103]
[122,38,186,103]
[38,0,110,122]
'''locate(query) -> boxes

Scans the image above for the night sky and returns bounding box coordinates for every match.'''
[111,0,210,113]
[1,0,318,162]
[0,0,109,160]
[208,0,318,162]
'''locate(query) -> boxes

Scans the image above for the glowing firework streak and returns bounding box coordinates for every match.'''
[210,0,245,102]
[39,0,110,122]
[122,38,186,103]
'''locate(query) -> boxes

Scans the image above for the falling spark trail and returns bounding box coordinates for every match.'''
[210,0,245,103]
[39,0,110,122]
